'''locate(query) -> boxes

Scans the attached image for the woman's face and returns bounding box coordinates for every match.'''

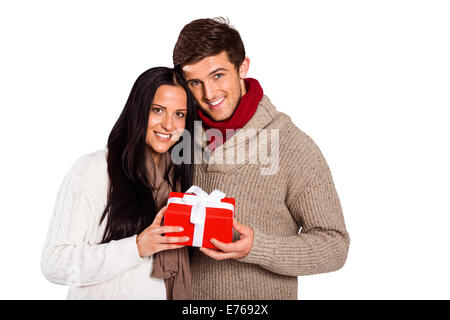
[145,84,187,161]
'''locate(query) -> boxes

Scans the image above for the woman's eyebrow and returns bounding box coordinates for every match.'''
[152,104,187,112]
[151,104,166,109]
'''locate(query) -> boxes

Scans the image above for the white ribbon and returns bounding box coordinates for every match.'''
[167,186,234,247]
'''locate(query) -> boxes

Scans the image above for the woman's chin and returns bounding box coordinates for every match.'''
[146,143,172,156]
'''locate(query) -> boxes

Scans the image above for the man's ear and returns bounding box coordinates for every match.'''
[239,57,250,79]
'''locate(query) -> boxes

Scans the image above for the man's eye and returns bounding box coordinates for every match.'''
[214,73,224,79]
[190,80,200,87]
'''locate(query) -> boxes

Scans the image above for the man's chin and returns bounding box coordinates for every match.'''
[202,108,233,122]
[201,110,223,122]
[210,114,230,122]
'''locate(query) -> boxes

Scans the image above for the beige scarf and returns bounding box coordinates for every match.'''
[145,149,192,300]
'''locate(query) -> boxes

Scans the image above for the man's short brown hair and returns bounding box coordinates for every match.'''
[173,17,246,70]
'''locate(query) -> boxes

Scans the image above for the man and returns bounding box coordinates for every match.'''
[172,17,350,299]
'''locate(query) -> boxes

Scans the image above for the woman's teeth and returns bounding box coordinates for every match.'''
[156,132,171,138]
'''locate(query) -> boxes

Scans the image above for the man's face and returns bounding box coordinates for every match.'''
[182,51,249,121]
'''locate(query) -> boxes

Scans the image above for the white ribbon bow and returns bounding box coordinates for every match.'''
[167,186,234,247]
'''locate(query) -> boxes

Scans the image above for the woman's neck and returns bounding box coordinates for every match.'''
[146,145,161,166]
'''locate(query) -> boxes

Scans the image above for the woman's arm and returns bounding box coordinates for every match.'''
[41,166,146,287]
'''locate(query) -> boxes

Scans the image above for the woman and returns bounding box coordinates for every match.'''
[41,67,196,299]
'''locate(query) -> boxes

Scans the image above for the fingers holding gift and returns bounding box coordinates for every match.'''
[232,218,254,239]
[161,234,190,244]
[159,244,186,251]
[200,237,252,260]
[151,225,184,235]
[199,247,238,260]
[137,227,189,257]
[209,238,237,252]
[151,205,168,226]
[200,219,254,260]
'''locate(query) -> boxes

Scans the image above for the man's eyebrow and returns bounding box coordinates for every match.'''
[186,68,229,82]
[208,67,228,76]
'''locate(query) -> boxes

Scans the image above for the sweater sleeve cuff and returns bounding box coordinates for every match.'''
[238,227,274,266]
[112,234,147,267]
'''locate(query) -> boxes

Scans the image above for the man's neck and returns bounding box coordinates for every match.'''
[240,78,247,96]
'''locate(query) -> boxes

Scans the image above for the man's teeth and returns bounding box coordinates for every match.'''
[156,132,171,138]
[208,97,225,106]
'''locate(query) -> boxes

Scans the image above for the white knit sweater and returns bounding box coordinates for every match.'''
[41,150,166,300]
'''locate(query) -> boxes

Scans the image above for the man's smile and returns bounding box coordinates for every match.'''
[205,96,225,108]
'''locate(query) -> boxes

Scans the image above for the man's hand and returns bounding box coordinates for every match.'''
[199,218,254,260]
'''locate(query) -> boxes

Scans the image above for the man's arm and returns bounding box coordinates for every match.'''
[200,143,350,277]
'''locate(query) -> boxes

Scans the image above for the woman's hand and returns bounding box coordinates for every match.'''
[136,205,189,257]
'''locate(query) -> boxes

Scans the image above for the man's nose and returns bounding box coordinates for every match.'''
[202,82,216,101]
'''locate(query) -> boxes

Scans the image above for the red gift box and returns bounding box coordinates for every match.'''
[163,187,235,249]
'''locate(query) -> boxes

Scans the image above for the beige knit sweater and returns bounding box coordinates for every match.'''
[191,95,350,300]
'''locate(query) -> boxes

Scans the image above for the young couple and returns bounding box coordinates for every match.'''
[42,18,350,300]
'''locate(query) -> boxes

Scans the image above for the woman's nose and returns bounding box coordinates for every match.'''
[161,114,174,131]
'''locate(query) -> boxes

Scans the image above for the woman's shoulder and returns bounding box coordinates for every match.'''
[65,149,108,190]
[70,149,107,173]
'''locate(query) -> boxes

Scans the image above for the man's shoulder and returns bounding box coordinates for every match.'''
[258,95,309,139]
[259,95,322,159]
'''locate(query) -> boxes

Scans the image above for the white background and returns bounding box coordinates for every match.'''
[1,0,449,299]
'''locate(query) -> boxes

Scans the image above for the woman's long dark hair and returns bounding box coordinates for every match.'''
[100,67,196,243]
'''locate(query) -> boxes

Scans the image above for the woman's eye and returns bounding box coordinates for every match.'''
[152,107,163,114]
[176,112,186,118]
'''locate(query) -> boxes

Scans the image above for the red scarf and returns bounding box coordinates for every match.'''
[198,78,263,150]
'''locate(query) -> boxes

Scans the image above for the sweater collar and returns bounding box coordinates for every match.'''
[196,94,277,153]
